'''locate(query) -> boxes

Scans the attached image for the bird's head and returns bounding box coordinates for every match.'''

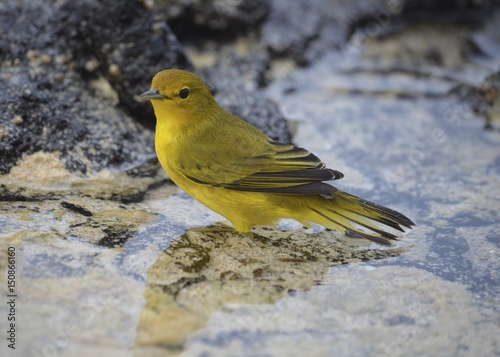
[140,69,218,125]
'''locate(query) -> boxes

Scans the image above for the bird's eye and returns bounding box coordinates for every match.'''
[179,88,190,99]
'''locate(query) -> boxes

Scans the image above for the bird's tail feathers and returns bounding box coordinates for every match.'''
[306,191,414,245]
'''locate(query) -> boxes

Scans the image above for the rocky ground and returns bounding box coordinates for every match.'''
[1,1,499,356]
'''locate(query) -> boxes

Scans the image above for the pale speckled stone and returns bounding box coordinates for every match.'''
[0,151,162,199]
[133,226,405,356]
[182,266,498,357]
[1,16,499,357]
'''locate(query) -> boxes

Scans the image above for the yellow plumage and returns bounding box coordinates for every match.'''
[140,69,414,245]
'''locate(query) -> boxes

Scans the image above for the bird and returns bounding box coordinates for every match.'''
[140,69,414,245]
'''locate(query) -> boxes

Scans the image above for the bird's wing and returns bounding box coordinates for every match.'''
[179,139,344,198]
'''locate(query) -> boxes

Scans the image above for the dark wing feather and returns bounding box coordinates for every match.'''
[181,140,344,197]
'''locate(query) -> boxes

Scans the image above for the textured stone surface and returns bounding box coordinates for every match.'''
[1,2,499,357]
[58,0,192,129]
[183,266,499,357]
[0,0,290,175]
[157,0,269,37]
[0,0,185,174]
[134,225,404,355]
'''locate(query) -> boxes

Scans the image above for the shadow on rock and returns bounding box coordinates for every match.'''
[133,224,406,356]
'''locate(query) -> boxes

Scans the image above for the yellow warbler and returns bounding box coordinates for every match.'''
[140,69,414,245]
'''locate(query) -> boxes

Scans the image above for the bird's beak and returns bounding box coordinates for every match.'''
[139,88,168,100]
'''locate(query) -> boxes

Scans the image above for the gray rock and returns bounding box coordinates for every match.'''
[0,0,294,176]
[2,1,500,357]
[0,0,188,174]
[58,0,192,128]
[200,53,291,143]
[156,0,269,36]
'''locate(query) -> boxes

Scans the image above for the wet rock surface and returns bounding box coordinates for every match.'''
[1,1,500,357]
[134,225,405,356]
